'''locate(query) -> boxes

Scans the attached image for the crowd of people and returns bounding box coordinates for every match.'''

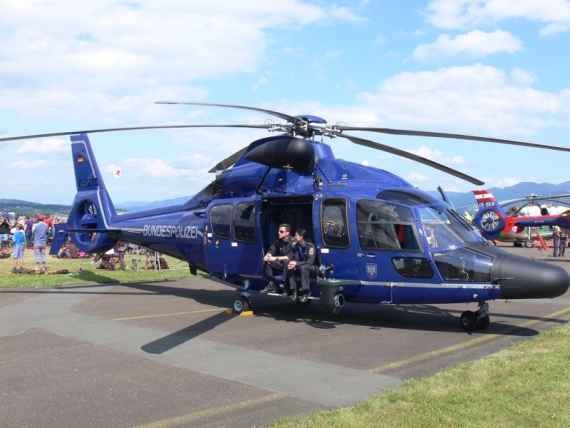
[1,213,167,273]
[1,213,65,273]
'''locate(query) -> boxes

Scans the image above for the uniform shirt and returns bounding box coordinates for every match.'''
[288,241,317,267]
[268,236,293,257]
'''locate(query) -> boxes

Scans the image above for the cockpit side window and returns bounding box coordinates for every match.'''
[321,198,350,248]
[418,206,484,249]
[357,200,420,251]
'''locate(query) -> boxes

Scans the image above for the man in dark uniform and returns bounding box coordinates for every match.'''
[260,224,293,294]
[286,229,318,303]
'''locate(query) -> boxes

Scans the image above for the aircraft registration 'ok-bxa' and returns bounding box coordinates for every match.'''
[2,102,570,331]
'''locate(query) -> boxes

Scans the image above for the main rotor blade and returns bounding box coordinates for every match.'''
[208,146,248,173]
[500,194,570,208]
[341,133,485,185]
[155,101,299,124]
[499,198,530,207]
[536,193,570,201]
[0,124,271,143]
[338,126,570,153]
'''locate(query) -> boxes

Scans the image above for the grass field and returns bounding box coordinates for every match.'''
[271,321,570,427]
[0,246,201,288]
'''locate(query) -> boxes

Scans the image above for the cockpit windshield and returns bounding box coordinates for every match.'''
[418,206,485,250]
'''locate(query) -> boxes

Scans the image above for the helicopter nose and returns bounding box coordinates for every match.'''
[494,253,570,299]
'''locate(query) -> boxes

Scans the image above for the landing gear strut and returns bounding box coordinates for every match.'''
[460,301,490,331]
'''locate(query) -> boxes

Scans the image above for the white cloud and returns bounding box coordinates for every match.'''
[413,30,523,61]
[408,171,430,182]
[329,4,366,23]
[0,1,343,125]
[179,153,212,169]
[482,176,522,188]
[355,64,568,135]
[405,145,466,165]
[7,160,50,169]
[123,158,194,178]
[16,138,70,154]
[425,0,570,35]
[252,76,268,91]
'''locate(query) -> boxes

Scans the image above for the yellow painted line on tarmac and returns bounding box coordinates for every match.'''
[132,392,285,428]
[114,308,226,321]
[369,306,570,374]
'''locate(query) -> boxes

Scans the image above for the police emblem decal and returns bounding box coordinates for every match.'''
[366,263,377,278]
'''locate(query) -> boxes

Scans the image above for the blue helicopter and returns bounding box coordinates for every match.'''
[3,102,570,331]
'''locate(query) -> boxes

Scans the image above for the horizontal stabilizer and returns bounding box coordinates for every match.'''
[68,228,122,233]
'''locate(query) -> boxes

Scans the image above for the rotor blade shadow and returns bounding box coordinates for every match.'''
[141,310,231,354]
[252,301,561,337]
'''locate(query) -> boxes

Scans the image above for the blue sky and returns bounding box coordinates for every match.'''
[1,0,570,205]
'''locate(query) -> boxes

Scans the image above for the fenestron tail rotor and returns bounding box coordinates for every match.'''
[481,210,501,231]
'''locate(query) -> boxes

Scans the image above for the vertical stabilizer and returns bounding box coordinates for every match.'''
[472,189,512,238]
[67,133,118,253]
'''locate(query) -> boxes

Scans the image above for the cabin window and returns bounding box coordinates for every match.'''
[210,204,233,239]
[321,198,349,248]
[392,257,434,279]
[356,200,420,251]
[234,202,256,243]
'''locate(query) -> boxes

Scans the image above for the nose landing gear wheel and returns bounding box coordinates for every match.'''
[460,310,477,331]
[233,296,251,314]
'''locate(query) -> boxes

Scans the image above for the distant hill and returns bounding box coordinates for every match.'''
[0,199,71,217]
[115,196,191,211]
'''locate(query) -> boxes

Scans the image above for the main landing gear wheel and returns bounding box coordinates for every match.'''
[460,310,477,331]
[233,296,250,314]
[476,312,490,330]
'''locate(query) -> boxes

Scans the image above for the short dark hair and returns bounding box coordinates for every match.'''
[279,224,290,232]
